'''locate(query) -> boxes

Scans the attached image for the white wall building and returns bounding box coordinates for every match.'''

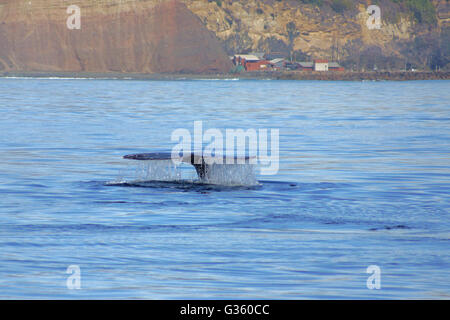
[314,59,329,71]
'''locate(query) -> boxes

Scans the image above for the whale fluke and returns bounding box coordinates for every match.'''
[123,152,254,180]
[123,153,173,161]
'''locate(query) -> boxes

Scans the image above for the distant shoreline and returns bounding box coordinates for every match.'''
[0,71,449,81]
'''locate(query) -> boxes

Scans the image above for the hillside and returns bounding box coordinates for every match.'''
[0,0,448,74]
[0,0,232,73]
[184,0,449,71]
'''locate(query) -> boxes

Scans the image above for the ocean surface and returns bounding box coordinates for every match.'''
[0,78,449,299]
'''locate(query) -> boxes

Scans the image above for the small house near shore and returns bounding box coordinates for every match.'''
[328,62,345,71]
[297,60,344,72]
[245,60,273,71]
[314,59,329,71]
[298,62,314,71]
[232,54,273,71]
[232,54,344,72]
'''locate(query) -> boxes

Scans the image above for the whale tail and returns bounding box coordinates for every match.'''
[123,152,254,181]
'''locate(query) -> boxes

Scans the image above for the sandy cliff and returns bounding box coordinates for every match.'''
[0,0,232,73]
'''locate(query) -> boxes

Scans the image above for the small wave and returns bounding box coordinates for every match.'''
[175,78,240,81]
[1,76,101,80]
[369,225,411,231]
[0,223,202,233]
[105,179,261,192]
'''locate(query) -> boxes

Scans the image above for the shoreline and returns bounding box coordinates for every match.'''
[0,70,449,81]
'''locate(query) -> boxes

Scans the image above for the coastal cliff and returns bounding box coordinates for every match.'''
[184,0,449,70]
[0,0,232,73]
[0,0,448,74]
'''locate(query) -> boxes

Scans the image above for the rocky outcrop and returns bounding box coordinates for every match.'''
[0,0,232,73]
[183,0,449,70]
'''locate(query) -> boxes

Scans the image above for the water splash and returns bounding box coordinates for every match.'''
[135,160,181,181]
[202,164,259,186]
[109,160,259,187]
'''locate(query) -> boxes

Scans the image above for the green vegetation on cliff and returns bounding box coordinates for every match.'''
[401,0,436,24]
[330,0,353,13]
[295,0,437,25]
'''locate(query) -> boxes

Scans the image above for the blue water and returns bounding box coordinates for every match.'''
[0,78,449,299]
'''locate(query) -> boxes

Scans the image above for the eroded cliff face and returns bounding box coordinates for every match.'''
[182,0,449,69]
[0,0,232,73]
[0,0,447,73]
